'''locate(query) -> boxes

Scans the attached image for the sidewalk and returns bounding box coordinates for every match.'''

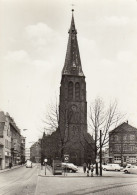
[38,166,98,177]
[0,165,23,174]
[38,165,53,177]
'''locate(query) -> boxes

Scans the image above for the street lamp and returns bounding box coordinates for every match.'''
[100,130,102,176]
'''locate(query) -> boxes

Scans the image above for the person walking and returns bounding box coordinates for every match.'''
[9,162,12,169]
[86,163,90,176]
[90,164,94,177]
[83,162,87,173]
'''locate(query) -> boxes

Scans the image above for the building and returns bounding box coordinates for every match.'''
[41,10,94,166]
[21,136,26,164]
[0,111,24,169]
[0,111,11,169]
[58,10,94,165]
[25,148,30,161]
[102,148,109,164]
[109,122,137,166]
[41,131,62,165]
[30,140,41,163]
[7,114,22,165]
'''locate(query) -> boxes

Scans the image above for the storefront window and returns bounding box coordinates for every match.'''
[114,156,121,163]
[129,156,136,163]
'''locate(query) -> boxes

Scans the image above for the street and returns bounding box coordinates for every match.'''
[1,165,137,195]
[0,165,38,195]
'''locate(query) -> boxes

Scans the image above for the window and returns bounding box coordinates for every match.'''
[68,82,73,100]
[114,135,118,141]
[130,135,135,140]
[123,144,127,151]
[114,156,121,163]
[115,144,121,151]
[123,135,127,141]
[129,156,136,163]
[75,82,80,100]
[129,145,135,151]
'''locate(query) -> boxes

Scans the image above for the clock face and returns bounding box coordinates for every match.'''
[71,105,77,112]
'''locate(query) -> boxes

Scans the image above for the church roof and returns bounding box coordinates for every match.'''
[62,10,84,76]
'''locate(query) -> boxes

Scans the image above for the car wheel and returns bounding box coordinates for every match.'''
[124,170,128,174]
[72,170,76,173]
[104,168,106,171]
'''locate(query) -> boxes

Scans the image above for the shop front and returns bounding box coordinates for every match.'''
[5,151,11,168]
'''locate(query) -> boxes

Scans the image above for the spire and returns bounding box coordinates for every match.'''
[62,10,84,76]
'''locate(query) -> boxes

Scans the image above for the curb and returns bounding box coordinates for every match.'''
[0,165,23,174]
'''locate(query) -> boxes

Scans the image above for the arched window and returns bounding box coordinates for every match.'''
[68,81,73,100]
[75,82,80,100]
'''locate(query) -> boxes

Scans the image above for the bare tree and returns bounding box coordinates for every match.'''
[43,98,59,134]
[42,99,70,160]
[88,97,125,174]
[89,98,124,148]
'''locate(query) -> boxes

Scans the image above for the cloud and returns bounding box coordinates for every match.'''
[25,22,58,47]
[117,51,136,63]
[4,50,29,62]
[101,16,130,26]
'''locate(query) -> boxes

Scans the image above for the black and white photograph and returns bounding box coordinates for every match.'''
[0,0,137,194]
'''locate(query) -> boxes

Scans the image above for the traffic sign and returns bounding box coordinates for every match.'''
[64,154,69,162]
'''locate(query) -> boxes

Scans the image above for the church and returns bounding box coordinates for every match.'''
[42,10,94,166]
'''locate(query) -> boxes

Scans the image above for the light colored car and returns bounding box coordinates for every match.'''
[102,164,121,171]
[62,163,78,173]
[26,160,32,168]
[124,165,137,174]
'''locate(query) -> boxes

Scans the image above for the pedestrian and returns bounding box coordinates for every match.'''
[83,162,87,173]
[87,168,89,176]
[90,164,94,177]
[87,163,90,171]
[9,162,12,169]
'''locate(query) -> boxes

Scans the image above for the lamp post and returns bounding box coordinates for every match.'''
[100,130,102,176]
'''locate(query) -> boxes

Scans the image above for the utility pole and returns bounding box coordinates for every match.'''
[95,127,98,175]
[100,130,102,176]
[41,139,43,169]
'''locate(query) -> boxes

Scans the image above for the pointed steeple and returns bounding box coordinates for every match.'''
[62,10,84,76]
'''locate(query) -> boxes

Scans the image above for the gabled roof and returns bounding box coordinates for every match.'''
[110,122,137,133]
[62,10,84,76]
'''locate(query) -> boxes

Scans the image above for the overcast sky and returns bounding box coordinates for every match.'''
[0,0,137,147]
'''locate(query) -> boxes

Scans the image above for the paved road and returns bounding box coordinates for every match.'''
[1,165,137,195]
[36,167,137,195]
[0,164,39,195]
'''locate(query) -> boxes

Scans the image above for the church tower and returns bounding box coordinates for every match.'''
[59,10,87,165]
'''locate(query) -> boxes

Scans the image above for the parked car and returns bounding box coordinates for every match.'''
[102,164,121,171]
[62,163,78,173]
[26,160,32,168]
[124,165,137,174]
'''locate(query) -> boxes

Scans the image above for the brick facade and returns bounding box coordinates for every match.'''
[109,122,137,166]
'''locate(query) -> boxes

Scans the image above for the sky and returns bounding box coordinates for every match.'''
[0,0,137,147]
